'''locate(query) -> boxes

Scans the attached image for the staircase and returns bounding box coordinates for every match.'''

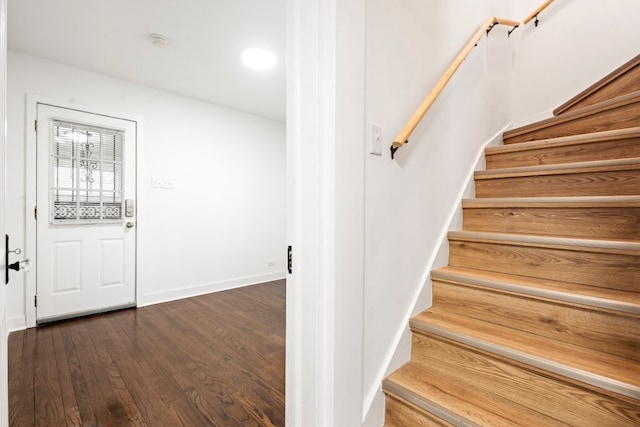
[383,55,640,426]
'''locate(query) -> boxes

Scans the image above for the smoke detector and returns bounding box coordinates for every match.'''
[148,34,169,48]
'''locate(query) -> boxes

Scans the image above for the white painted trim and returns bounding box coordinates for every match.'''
[361,125,510,420]
[286,0,366,424]
[24,94,143,328]
[140,272,286,307]
[7,316,26,333]
[286,0,338,422]
[285,0,304,423]
[0,0,8,424]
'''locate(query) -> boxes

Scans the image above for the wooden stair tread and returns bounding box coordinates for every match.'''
[448,230,640,255]
[411,310,640,398]
[384,363,563,426]
[487,127,640,155]
[475,156,640,179]
[431,265,640,315]
[503,91,640,143]
[462,195,640,208]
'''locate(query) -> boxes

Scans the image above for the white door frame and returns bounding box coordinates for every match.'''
[285,0,366,425]
[0,0,9,424]
[24,95,144,328]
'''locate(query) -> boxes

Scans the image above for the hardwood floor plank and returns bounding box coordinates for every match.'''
[135,301,281,425]
[68,317,150,426]
[50,326,82,425]
[136,310,247,424]
[101,311,211,427]
[111,309,222,426]
[33,328,66,426]
[57,320,98,424]
[9,279,286,427]
[9,328,35,426]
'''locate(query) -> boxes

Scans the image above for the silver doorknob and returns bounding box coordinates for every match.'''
[126,222,135,228]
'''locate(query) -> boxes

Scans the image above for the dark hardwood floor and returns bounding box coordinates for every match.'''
[9,280,286,426]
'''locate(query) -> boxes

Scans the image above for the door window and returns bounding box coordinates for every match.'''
[49,120,124,224]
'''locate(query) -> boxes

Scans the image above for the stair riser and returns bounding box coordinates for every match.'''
[410,333,640,426]
[432,280,640,362]
[448,240,640,292]
[384,395,453,427]
[486,137,640,169]
[475,170,640,198]
[462,206,640,240]
[503,101,640,144]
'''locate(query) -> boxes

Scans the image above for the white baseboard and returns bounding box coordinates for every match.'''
[362,388,386,427]
[139,272,286,307]
[5,273,285,331]
[510,109,553,129]
[8,315,26,332]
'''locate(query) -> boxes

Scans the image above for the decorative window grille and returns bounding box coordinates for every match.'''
[49,120,125,224]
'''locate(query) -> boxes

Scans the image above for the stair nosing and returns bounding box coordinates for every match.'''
[383,379,481,427]
[447,230,640,253]
[475,156,640,179]
[487,127,640,155]
[430,268,640,315]
[503,90,640,140]
[410,318,640,400]
[462,195,640,208]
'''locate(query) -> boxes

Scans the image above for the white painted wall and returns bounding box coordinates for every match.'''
[363,0,518,421]
[510,0,640,125]
[7,51,286,329]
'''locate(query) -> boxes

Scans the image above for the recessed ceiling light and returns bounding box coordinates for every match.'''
[148,34,168,48]
[241,48,277,70]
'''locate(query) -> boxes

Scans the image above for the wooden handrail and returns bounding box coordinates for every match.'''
[390,17,520,158]
[523,0,555,25]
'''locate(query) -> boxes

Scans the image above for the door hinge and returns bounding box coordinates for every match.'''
[34,206,38,220]
[35,119,37,133]
[287,245,293,274]
[34,295,37,307]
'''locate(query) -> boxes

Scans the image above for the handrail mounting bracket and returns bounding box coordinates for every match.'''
[486,22,498,36]
[390,140,407,160]
[508,25,519,37]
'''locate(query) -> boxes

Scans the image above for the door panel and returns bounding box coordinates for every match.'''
[36,104,136,322]
[100,239,125,287]
[52,240,82,292]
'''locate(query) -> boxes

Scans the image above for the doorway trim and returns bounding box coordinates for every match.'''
[24,94,144,328]
[0,0,8,423]
[285,0,366,424]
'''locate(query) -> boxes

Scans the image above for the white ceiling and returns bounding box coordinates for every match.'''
[7,0,286,122]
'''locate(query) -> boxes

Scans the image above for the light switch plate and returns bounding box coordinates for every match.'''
[369,122,382,156]
[151,176,174,189]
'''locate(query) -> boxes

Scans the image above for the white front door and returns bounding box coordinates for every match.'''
[36,104,136,322]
